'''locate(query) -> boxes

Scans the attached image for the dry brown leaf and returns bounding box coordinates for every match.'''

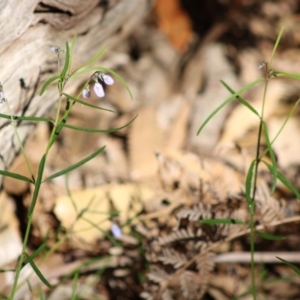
[154,0,193,52]
[128,107,166,179]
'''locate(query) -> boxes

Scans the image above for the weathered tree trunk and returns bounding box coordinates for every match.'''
[0,0,153,184]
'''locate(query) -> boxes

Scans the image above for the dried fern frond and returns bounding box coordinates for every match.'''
[158,248,187,269]
[196,253,215,299]
[179,270,199,300]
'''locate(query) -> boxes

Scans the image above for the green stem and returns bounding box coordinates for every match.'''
[248,64,270,300]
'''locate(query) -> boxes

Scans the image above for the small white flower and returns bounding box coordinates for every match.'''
[100,74,114,85]
[50,46,65,54]
[258,62,266,70]
[82,85,91,98]
[111,223,122,238]
[94,82,105,97]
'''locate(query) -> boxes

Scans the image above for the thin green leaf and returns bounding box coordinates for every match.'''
[269,27,284,68]
[63,114,138,133]
[22,244,47,266]
[72,46,106,74]
[43,146,106,182]
[276,257,300,276]
[269,98,300,146]
[0,113,52,123]
[262,121,277,194]
[25,253,52,288]
[60,41,70,79]
[200,218,247,225]
[70,273,79,300]
[220,80,259,117]
[39,75,61,96]
[0,170,32,183]
[273,71,300,80]
[62,93,114,113]
[197,78,264,135]
[99,67,133,99]
[28,155,46,216]
[245,160,255,212]
[257,231,285,241]
[263,161,300,199]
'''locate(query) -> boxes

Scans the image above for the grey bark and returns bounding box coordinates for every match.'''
[0,0,153,184]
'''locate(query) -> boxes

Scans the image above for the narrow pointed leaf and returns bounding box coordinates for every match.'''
[25,253,52,288]
[28,155,46,216]
[257,231,285,241]
[269,27,284,68]
[262,121,277,194]
[22,244,47,266]
[245,160,255,212]
[62,93,114,112]
[220,80,259,117]
[0,113,52,123]
[276,257,300,276]
[63,114,138,133]
[0,170,32,183]
[200,218,247,225]
[274,71,300,80]
[263,161,300,199]
[73,46,106,72]
[197,78,264,135]
[99,67,133,99]
[40,76,61,95]
[43,146,106,182]
[60,42,70,79]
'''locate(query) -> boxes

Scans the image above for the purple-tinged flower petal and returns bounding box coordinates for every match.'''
[0,91,4,104]
[102,74,114,85]
[94,83,105,97]
[50,46,65,53]
[111,224,122,238]
[50,46,59,53]
[82,88,91,98]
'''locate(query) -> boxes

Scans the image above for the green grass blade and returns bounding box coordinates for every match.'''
[24,253,52,288]
[22,244,47,266]
[276,257,300,276]
[0,113,52,123]
[99,67,133,99]
[220,80,260,117]
[274,71,300,80]
[269,27,284,69]
[70,273,79,300]
[200,218,247,225]
[63,114,138,133]
[197,78,264,135]
[0,170,33,183]
[245,160,255,213]
[257,231,285,241]
[60,41,70,79]
[73,46,106,72]
[263,161,300,198]
[28,155,46,216]
[262,121,277,194]
[62,93,115,113]
[43,146,106,182]
[39,75,61,96]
